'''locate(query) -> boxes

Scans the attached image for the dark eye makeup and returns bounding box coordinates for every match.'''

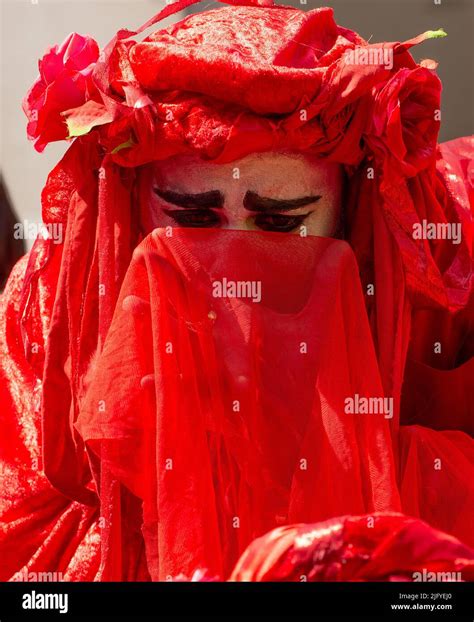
[162,208,221,228]
[254,212,312,232]
[163,209,313,232]
[155,187,319,232]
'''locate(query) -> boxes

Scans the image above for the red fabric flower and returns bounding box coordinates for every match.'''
[365,67,442,177]
[22,33,100,152]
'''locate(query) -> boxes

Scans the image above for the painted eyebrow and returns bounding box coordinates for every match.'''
[154,187,224,209]
[243,191,322,212]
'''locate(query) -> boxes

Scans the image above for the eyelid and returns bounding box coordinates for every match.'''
[163,208,221,217]
[255,211,312,220]
[163,208,223,226]
[253,211,312,231]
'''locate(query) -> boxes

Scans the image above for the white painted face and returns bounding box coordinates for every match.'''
[142,151,343,237]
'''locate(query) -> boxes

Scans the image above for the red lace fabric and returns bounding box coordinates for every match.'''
[1,0,473,581]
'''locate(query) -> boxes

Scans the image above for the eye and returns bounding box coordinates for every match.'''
[254,212,311,233]
[164,209,222,228]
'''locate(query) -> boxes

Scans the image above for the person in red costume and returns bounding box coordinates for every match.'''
[1,0,473,582]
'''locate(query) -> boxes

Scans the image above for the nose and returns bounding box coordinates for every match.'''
[220,192,255,231]
[221,217,254,231]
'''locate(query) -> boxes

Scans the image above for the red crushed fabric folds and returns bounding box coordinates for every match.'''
[231,513,474,581]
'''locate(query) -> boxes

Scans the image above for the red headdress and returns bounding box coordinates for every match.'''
[1,0,472,581]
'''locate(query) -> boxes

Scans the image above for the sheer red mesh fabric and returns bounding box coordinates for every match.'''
[75,230,400,579]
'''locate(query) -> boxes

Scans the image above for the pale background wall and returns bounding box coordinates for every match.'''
[1,0,473,248]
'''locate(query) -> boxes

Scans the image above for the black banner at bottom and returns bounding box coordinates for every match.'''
[0,581,473,620]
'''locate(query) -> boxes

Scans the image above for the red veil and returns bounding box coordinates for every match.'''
[75,230,401,579]
[1,0,473,581]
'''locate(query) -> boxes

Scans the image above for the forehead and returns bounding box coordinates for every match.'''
[153,151,340,195]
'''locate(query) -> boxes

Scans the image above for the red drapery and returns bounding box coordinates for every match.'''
[1,0,473,581]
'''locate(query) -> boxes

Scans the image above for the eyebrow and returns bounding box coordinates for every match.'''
[153,187,322,212]
[154,188,224,209]
[243,191,322,212]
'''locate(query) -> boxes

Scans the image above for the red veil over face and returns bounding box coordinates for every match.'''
[1,0,473,581]
[75,230,401,579]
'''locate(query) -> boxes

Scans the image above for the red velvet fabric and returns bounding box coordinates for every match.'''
[1,0,473,581]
